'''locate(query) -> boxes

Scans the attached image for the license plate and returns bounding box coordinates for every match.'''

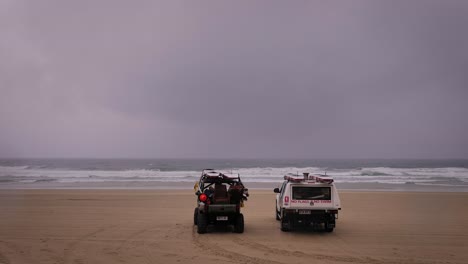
[216,216,228,221]
[298,210,311,215]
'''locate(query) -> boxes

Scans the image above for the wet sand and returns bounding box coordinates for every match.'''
[0,190,467,264]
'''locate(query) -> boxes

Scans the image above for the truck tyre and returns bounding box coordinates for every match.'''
[197,212,207,234]
[280,209,291,231]
[233,213,244,233]
[281,220,291,232]
[194,208,198,225]
[325,223,334,232]
[275,204,280,221]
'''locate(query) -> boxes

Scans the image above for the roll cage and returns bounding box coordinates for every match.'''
[195,169,246,195]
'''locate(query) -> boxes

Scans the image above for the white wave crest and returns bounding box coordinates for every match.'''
[1,165,467,185]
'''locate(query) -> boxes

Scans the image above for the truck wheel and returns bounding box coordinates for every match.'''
[233,213,244,233]
[281,220,291,232]
[280,209,291,231]
[194,208,198,225]
[197,212,207,234]
[280,217,292,232]
[275,205,280,221]
[325,223,334,232]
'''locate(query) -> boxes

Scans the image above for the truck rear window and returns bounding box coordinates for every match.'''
[292,187,331,200]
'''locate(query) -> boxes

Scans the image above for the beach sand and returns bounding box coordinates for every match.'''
[0,190,467,264]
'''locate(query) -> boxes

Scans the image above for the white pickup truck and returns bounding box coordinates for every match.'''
[274,173,341,232]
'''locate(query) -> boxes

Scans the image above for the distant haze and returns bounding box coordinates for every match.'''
[1,0,467,159]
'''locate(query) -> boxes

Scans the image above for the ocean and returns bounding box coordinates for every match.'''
[1,158,468,190]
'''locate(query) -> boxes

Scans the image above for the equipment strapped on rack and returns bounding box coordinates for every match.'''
[283,172,334,184]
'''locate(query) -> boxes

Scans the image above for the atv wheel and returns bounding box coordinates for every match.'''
[193,208,198,225]
[233,213,244,233]
[197,212,207,234]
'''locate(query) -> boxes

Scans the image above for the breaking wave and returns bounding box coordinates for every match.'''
[1,165,468,186]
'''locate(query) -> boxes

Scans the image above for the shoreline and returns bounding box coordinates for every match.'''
[1,181,468,192]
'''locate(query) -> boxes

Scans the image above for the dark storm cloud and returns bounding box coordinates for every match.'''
[1,0,467,158]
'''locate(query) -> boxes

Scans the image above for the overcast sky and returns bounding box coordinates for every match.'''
[1,0,467,159]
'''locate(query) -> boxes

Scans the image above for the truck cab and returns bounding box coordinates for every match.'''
[274,173,341,232]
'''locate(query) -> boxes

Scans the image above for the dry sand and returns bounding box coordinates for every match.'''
[0,189,467,264]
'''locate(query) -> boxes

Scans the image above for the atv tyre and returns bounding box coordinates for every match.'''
[233,213,244,233]
[193,208,198,225]
[197,212,207,234]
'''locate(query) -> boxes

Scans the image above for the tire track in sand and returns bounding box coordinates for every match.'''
[191,227,283,264]
[232,236,374,264]
[114,225,159,264]
[0,240,32,264]
[111,223,189,264]
[231,237,445,264]
[62,226,110,264]
[0,251,10,264]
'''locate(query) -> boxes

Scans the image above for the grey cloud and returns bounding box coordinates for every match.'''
[1,0,467,158]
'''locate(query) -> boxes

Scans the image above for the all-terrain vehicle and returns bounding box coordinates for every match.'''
[194,169,249,234]
[274,173,341,232]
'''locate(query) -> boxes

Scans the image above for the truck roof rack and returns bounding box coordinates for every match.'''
[284,173,334,184]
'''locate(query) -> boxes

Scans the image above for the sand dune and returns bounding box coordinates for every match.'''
[0,189,467,264]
